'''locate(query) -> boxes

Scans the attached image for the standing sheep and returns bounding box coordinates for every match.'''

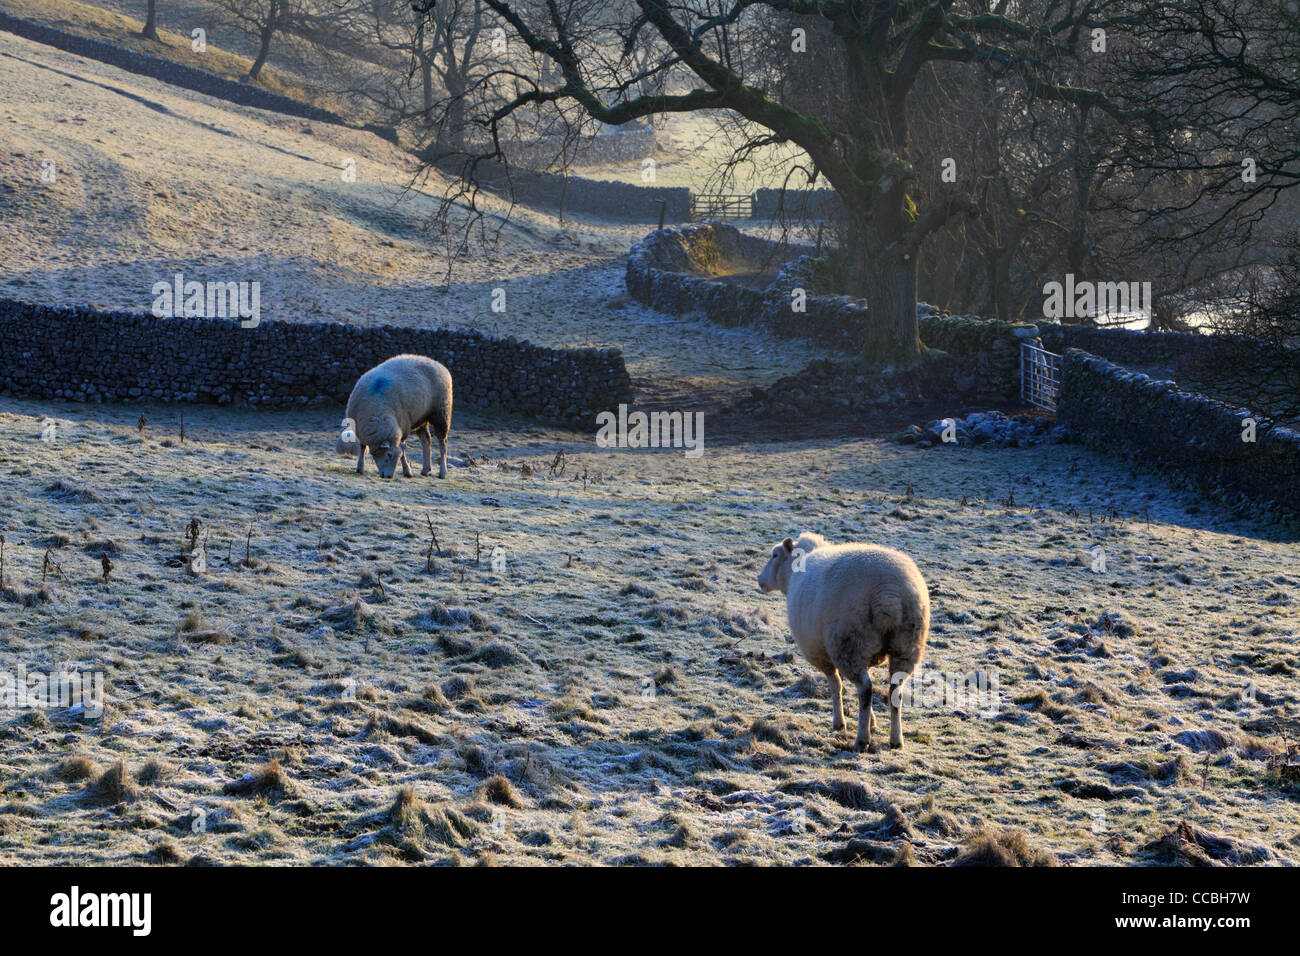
[342,354,453,479]
[758,532,930,751]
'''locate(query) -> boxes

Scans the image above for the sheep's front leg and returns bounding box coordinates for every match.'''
[399,442,413,478]
[355,446,366,474]
[854,671,874,753]
[416,424,433,477]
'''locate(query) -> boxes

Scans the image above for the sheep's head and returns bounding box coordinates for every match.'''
[370,431,404,479]
[758,538,797,594]
[758,532,825,594]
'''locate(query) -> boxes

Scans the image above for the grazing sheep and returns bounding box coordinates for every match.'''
[758,532,930,751]
[343,354,452,479]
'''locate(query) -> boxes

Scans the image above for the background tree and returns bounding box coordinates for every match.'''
[413,0,1145,363]
[142,0,160,41]
[210,0,289,82]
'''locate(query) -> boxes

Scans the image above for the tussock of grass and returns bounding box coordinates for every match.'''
[461,744,491,777]
[17,710,49,729]
[480,775,524,808]
[385,786,480,849]
[826,778,877,811]
[750,718,790,748]
[140,839,182,864]
[52,754,96,782]
[653,665,679,687]
[92,760,137,805]
[548,692,594,721]
[81,538,121,557]
[472,640,528,668]
[1014,688,1071,719]
[380,715,442,745]
[410,685,451,714]
[45,479,104,503]
[413,602,489,631]
[137,758,170,785]
[789,674,822,698]
[271,649,315,666]
[644,603,688,626]
[916,804,962,836]
[177,611,232,644]
[953,828,1055,867]
[2,581,51,607]
[389,785,423,833]
[322,597,383,634]
[223,758,293,800]
[1140,820,1276,865]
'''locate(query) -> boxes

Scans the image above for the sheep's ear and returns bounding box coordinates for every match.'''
[782,537,794,553]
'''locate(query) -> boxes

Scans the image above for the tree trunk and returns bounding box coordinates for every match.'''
[421,56,434,124]
[863,245,921,364]
[142,0,159,40]
[439,76,466,152]
[248,0,280,82]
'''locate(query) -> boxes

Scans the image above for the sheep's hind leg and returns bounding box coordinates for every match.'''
[431,408,449,479]
[887,653,917,750]
[416,424,433,477]
[819,664,845,733]
[854,671,874,753]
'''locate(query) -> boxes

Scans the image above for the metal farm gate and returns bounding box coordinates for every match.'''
[689,193,754,221]
[1021,342,1062,412]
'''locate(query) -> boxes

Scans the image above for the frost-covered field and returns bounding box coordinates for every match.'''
[2,22,1298,867]
[1,398,1297,865]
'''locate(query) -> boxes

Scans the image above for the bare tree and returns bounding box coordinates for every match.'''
[418,0,493,152]
[211,0,289,82]
[248,0,282,81]
[142,0,160,41]
[411,0,1149,363]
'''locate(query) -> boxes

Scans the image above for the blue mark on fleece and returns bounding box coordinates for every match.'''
[370,375,390,394]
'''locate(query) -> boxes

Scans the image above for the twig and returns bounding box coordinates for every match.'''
[425,515,442,572]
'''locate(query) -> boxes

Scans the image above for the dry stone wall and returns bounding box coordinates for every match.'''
[0,299,632,429]
[1058,349,1300,519]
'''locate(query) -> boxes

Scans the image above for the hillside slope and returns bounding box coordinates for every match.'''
[0,27,831,398]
